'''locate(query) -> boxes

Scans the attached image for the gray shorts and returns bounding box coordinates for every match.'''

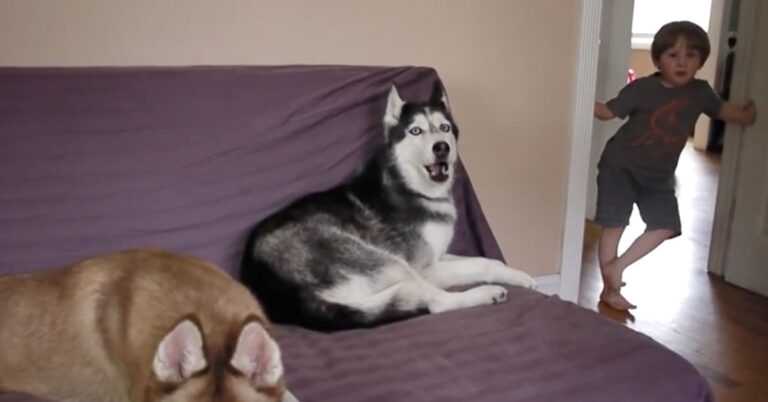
[595,166,681,235]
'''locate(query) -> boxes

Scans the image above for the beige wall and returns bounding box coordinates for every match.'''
[0,0,581,276]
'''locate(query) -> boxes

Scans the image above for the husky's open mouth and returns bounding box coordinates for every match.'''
[425,162,450,183]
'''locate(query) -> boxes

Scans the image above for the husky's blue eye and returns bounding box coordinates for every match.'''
[439,123,451,133]
[408,127,423,135]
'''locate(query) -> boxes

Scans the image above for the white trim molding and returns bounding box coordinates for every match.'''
[559,0,602,303]
[534,275,561,296]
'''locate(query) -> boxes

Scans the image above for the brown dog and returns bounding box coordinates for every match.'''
[0,249,292,402]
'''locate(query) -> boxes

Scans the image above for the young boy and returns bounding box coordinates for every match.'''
[593,21,757,311]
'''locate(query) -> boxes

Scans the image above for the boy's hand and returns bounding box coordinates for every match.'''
[594,101,616,121]
[720,99,757,126]
[742,99,757,125]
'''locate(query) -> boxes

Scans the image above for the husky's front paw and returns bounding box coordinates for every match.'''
[488,261,537,289]
[491,287,508,304]
[431,285,509,313]
[515,271,537,289]
[475,284,508,305]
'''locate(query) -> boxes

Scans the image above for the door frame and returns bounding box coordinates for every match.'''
[558,0,602,302]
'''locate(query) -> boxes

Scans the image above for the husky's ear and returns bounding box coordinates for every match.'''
[230,321,284,388]
[153,319,207,383]
[383,85,405,130]
[429,81,450,110]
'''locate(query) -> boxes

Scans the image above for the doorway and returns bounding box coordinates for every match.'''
[584,0,734,300]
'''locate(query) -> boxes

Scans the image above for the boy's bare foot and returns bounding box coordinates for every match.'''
[600,288,636,311]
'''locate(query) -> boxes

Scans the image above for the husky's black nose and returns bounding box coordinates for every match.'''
[433,141,450,160]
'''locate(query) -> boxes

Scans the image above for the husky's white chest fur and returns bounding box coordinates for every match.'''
[415,198,457,268]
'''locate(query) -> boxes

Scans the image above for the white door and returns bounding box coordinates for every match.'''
[714,0,768,296]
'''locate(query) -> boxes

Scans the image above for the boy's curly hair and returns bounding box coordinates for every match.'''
[651,21,711,65]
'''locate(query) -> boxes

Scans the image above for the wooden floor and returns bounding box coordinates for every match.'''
[578,141,768,402]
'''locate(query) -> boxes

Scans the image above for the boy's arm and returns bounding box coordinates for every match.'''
[594,101,616,121]
[718,100,757,126]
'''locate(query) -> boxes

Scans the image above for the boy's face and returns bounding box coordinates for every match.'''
[654,38,703,88]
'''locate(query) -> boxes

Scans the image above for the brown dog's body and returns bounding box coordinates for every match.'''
[0,249,286,402]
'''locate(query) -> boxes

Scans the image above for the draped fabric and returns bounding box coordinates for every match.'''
[0,65,501,276]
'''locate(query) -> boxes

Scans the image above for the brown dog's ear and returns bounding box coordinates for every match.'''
[230,321,283,388]
[152,319,207,383]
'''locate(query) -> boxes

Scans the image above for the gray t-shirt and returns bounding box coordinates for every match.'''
[599,74,722,177]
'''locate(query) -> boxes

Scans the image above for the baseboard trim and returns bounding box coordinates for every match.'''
[534,274,561,296]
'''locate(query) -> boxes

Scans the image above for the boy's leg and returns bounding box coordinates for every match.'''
[598,226,637,311]
[612,228,676,277]
[627,173,681,279]
[598,226,624,288]
[594,166,636,310]
[600,228,675,310]
[601,173,680,310]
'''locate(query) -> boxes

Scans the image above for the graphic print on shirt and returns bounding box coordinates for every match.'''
[631,98,689,158]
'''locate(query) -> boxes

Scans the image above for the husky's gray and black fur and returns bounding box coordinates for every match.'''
[241,84,535,331]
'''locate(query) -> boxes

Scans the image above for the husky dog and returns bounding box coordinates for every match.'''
[0,249,296,402]
[241,84,535,331]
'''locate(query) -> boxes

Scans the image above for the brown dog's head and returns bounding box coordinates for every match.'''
[148,317,286,402]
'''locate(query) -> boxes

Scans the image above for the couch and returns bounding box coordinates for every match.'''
[0,65,712,402]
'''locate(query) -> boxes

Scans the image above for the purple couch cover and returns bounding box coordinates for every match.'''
[0,66,711,402]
